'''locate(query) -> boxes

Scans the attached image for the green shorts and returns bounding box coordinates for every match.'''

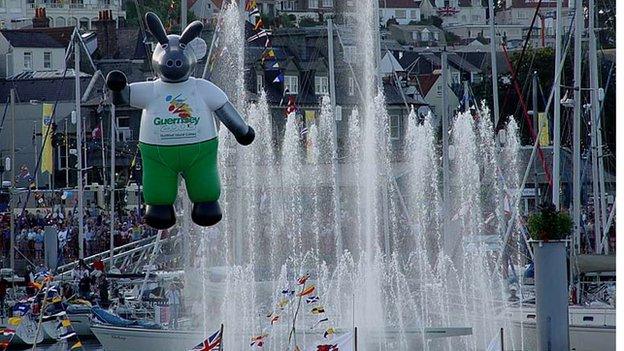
[139,138,220,205]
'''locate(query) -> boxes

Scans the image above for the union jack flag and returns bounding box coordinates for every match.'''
[191,329,222,351]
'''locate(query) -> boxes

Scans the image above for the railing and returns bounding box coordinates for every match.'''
[56,231,180,277]
[27,2,120,11]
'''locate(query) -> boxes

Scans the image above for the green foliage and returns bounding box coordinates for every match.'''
[298,16,319,27]
[414,16,443,29]
[527,204,573,241]
[445,31,460,45]
[125,0,197,30]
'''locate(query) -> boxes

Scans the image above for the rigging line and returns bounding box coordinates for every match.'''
[133,0,155,75]
[0,97,10,136]
[501,43,552,187]
[498,0,544,124]
[16,66,70,221]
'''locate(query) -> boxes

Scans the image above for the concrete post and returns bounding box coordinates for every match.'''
[531,240,570,351]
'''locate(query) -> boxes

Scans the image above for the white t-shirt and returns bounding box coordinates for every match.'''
[129,77,229,146]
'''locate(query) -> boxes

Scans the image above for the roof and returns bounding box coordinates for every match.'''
[415,73,439,96]
[379,0,422,8]
[7,69,90,80]
[0,74,92,102]
[508,0,569,8]
[0,27,74,48]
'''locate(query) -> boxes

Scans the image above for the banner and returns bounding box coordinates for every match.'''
[41,103,54,174]
[538,112,549,147]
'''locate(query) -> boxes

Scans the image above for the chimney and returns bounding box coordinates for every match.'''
[32,7,50,28]
[92,10,118,58]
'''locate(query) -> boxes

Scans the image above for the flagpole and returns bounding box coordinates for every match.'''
[219,323,224,351]
[74,30,85,260]
[500,327,504,351]
[354,326,358,351]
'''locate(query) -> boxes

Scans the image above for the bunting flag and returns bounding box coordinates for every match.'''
[1,329,15,336]
[323,327,335,339]
[248,29,272,43]
[57,318,72,329]
[273,73,284,83]
[70,341,83,350]
[41,103,54,174]
[311,306,325,315]
[297,285,315,297]
[248,7,260,18]
[311,317,329,329]
[254,17,264,31]
[538,112,550,146]
[285,96,298,116]
[270,314,279,325]
[277,298,290,309]
[245,0,257,11]
[192,328,222,351]
[261,48,276,64]
[306,296,320,304]
[300,126,308,138]
[297,273,310,285]
[250,334,267,347]
[309,332,354,351]
[281,289,295,297]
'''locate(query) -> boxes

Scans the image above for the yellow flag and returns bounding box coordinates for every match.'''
[538,112,550,146]
[71,341,82,349]
[62,319,72,327]
[41,103,54,174]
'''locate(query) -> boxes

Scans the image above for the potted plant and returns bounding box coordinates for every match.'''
[527,202,573,241]
[527,202,571,350]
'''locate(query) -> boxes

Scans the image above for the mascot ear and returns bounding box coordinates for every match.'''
[180,21,204,46]
[145,12,169,45]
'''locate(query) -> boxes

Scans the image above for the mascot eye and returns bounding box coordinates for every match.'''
[180,43,186,49]
[175,60,182,67]
[161,44,168,50]
[166,60,174,67]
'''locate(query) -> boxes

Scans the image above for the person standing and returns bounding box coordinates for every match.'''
[164,283,181,329]
[0,276,8,317]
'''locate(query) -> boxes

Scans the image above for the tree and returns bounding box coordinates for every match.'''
[125,0,197,30]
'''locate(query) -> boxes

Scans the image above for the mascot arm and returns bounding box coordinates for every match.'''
[215,102,255,145]
[199,79,255,145]
[106,70,129,106]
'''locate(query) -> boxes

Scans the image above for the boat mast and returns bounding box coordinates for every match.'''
[327,17,343,256]
[109,103,116,268]
[441,49,450,244]
[9,88,15,275]
[74,30,85,259]
[487,0,500,126]
[572,0,582,259]
[587,0,602,254]
[532,71,539,208]
[181,0,188,29]
[552,0,563,209]
[588,0,608,254]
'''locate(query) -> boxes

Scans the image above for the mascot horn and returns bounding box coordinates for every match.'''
[106,12,254,230]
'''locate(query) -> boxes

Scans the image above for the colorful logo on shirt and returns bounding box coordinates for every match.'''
[165,94,193,119]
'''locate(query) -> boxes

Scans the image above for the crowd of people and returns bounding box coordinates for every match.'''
[0,203,158,266]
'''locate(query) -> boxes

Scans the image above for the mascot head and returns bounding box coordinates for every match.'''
[145,12,205,83]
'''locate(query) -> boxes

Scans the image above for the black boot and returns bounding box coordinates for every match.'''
[191,201,222,226]
[144,204,176,230]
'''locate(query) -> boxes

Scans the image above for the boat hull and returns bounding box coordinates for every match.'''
[509,321,615,351]
[68,313,94,337]
[91,324,205,351]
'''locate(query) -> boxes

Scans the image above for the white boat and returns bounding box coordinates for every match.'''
[91,324,205,351]
[0,315,45,346]
[506,305,615,351]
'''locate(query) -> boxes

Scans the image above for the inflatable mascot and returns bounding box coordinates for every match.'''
[106,12,254,230]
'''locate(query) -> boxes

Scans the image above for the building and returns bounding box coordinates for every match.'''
[388,24,445,47]
[0,23,73,78]
[495,0,573,48]
[0,0,126,30]
[379,0,422,26]
[189,0,223,24]
[427,0,487,27]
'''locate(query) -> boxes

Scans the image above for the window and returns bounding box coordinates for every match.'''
[343,45,356,63]
[308,0,318,9]
[412,31,420,41]
[389,114,401,140]
[452,71,461,83]
[437,83,442,96]
[472,15,480,21]
[256,74,264,93]
[23,52,32,70]
[322,0,332,7]
[285,75,299,94]
[410,10,419,19]
[43,51,51,69]
[395,10,406,19]
[315,76,329,95]
[434,32,439,40]
[348,77,355,96]
[421,29,429,41]
[117,116,131,128]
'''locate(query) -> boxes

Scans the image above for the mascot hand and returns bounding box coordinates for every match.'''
[106,70,128,92]
[236,126,255,146]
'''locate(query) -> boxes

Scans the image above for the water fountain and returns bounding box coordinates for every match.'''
[182,1,523,349]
